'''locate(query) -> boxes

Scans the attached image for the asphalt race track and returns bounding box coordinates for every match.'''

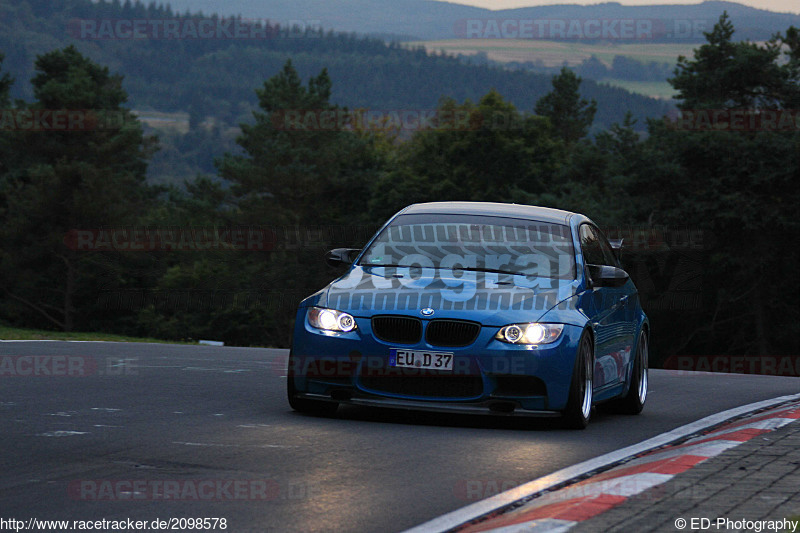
[1,341,798,532]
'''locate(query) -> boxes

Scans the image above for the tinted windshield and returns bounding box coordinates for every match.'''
[359,213,576,280]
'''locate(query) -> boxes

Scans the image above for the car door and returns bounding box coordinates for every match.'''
[579,224,632,388]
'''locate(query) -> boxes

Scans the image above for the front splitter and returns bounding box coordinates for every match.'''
[295,392,562,417]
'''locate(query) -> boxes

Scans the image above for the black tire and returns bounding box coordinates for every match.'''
[562,331,594,429]
[286,351,338,417]
[611,330,649,415]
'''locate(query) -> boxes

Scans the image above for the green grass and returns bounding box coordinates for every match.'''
[408,39,693,99]
[0,325,192,344]
[598,79,678,100]
[409,39,697,67]
[133,109,190,133]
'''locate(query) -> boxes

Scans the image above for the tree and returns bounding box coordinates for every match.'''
[536,112,649,225]
[671,12,800,110]
[633,122,799,358]
[0,52,11,107]
[0,52,14,177]
[534,67,597,145]
[367,91,563,221]
[207,60,386,345]
[217,59,379,226]
[638,16,800,358]
[782,26,800,107]
[0,46,158,331]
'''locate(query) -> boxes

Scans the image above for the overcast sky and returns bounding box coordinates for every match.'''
[435,0,800,14]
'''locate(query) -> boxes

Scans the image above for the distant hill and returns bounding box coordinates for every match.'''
[0,0,671,130]
[165,0,800,41]
[0,0,675,183]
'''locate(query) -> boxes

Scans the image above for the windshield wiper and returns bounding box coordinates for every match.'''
[360,263,404,268]
[361,263,542,278]
[363,264,527,276]
[452,267,525,276]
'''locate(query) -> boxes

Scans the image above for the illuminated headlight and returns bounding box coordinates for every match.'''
[308,307,357,333]
[496,323,563,345]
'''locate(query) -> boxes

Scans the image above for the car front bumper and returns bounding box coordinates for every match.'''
[289,308,584,413]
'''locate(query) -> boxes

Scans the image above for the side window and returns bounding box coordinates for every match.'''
[579,224,605,266]
[580,224,617,267]
[594,227,620,267]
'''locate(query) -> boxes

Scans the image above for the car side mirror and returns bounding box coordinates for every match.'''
[609,238,623,261]
[587,264,630,288]
[325,248,361,267]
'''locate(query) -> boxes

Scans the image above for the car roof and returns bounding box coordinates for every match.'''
[400,202,575,225]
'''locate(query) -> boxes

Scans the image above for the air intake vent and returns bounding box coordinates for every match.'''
[426,320,481,347]
[371,316,422,344]
[360,374,483,399]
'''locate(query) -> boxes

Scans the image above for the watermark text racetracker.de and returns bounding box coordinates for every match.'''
[68,478,318,501]
[96,289,307,313]
[84,223,704,314]
[64,226,274,252]
[0,109,133,131]
[668,109,800,132]
[0,356,138,377]
[64,225,380,252]
[67,17,322,40]
[270,108,478,132]
[663,355,800,377]
[63,223,701,253]
[454,477,719,502]
[454,18,708,40]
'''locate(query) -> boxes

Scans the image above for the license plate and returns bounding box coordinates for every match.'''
[389,349,454,371]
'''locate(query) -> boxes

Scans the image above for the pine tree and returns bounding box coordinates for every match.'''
[670,12,798,110]
[217,59,378,226]
[534,67,597,145]
[0,46,157,331]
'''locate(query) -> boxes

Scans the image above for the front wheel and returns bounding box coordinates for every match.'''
[562,332,594,429]
[612,330,649,415]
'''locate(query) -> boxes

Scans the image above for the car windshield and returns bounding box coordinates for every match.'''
[358,213,576,280]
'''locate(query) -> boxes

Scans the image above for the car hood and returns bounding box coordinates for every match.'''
[308,265,581,326]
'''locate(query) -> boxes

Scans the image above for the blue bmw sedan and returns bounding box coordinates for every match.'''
[287,202,649,428]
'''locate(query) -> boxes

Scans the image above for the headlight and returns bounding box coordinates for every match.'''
[308,307,357,333]
[495,323,563,344]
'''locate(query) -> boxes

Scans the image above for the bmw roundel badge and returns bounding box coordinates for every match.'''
[420,308,435,316]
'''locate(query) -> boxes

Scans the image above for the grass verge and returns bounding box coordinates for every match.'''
[0,325,192,344]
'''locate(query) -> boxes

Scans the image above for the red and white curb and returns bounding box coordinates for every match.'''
[404,393,800,533]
